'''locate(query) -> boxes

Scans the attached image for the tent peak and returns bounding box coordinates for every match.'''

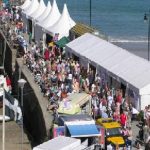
[20,0,31,10]
[35,0,51,23]
[47,1,51,7]
[24,0,39,16]
[62,3,69,16]
[41,0,61,28]
[30,0,46,19]
[52,0,57,11]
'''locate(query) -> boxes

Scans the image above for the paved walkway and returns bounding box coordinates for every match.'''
[0,108,31,150]
[132,120,145,150]
[17,58,54,133]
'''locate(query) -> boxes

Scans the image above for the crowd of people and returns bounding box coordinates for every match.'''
[1,4,150,150]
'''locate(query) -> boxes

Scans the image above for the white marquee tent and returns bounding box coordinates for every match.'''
[26,0,46,38]
[20,0,31,10]
[45,3,76,40]
[24,0,39,17]
[36,0,60,46]
[34,1,52,41]
[28,0,46,20]
[66,33,150,110]
[33,136,84,150]
[21,0,34,33]
[35,1,51,23]
[40,0,61,29]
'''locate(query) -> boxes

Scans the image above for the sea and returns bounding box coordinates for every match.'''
[42,0,150,60]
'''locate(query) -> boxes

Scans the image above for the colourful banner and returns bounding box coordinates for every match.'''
[53,126,65,138]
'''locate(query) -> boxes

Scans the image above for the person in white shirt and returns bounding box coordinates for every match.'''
[107,142,114,150]
[91,82,96,93]
[107,91,113,109]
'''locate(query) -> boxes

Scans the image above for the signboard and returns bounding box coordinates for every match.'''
[53,126,65,138]
[100,127,105,149]
[97,125,105,149]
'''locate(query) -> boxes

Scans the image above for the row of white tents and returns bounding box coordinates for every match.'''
[20,0,76,42]
[66,33,150,111]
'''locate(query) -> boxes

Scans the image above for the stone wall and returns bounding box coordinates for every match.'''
[13,58,53,147]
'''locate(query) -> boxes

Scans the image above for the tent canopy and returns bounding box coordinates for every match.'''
[33,136,81,150]
[24,0,39,16]
[66,124,100,137]
[45,3,76,40]
[63,114,100,137]
[29,0,46,20]
[35,1,51,23]
[59,114,93,122]
[70,23,107,40]
[66,33,150,95]
[20,0,31,10]
[40,0,60,28]
[55,36,70,48]
[57,93,90,115]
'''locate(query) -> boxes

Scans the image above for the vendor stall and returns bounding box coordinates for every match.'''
[33,136,85,150]
[57,93,91,115]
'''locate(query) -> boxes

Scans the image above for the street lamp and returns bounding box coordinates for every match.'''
[18,78,26,150]
[144,9,150,61]
[90,0,92,26]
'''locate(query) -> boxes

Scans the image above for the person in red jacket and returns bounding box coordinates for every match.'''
[120,111,127,128]
[44,48,50,61]
[6,75,12,93]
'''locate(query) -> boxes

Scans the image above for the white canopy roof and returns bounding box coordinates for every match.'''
[66,33,150,95]
[40,0,61,29]
[24,0,39,17]
[35,1,51,23]
[29,0,46,20]
[45,3,76,39]
[20,0,31,10]
[33,136,81,150]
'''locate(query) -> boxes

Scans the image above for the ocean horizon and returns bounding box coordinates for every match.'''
[42,0,150,60]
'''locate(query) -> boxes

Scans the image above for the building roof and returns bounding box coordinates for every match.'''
[33,136,81,150]
[66,33,150,95]
[70,23,107,40]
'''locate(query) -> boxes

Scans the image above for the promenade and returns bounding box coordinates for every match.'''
[0,9,53,149]
[0,108,31,150]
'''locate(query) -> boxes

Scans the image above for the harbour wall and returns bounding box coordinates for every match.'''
[0,30,53,148]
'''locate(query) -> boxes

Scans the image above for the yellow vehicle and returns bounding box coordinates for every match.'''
[96,118,125,149]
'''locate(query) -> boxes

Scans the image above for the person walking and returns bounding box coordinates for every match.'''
[29,32,32,44]
[126,127,133,149]
[120,111,127,128]
[143,123,149,144]
[145,139,150,150]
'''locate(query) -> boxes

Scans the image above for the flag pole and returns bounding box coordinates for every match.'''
[2,89,5,150]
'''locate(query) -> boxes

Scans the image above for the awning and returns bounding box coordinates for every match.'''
[55,36,70,48]
[70,23,107,40]
[67,124,100,137]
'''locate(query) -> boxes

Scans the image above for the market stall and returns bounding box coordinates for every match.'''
[57,93,91,115]
[33,136,84,150]
[66,33,150,110]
